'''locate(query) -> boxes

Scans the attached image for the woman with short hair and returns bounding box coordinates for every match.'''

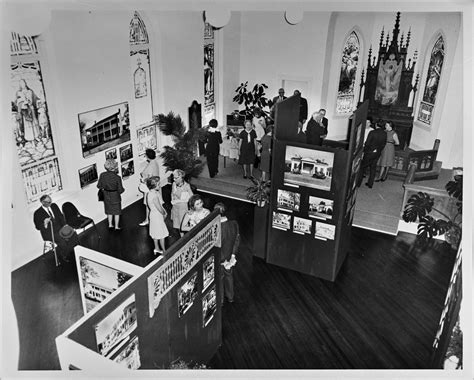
[97,158,125,230]
[146,176,168,255]
[139,149,160,226]
[180,194,210,233]
[170,169,193,234]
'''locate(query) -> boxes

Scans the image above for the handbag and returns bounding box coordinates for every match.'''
[98,188,104,202]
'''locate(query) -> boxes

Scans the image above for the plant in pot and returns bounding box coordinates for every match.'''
[156,111,204,181]
[246,177,271,207]
[402,175,462,249]
[232,82,272,120]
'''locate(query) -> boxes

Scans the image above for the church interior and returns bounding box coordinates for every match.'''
[0,1,471,378]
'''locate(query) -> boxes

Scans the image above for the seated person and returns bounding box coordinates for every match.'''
[33,194,77,263]
[180,194,210,232]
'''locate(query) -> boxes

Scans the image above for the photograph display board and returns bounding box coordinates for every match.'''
[178,272,198,318]
[75,247,142,314]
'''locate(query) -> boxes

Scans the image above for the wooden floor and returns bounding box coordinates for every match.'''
[11,194,456,370]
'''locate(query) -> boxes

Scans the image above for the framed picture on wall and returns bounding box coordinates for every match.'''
[277,189,300,213]
[78,163,98,188]
[202,285,217,327]
[105,148,117,160]
[79,102,130,158]
[272,211,291,231]
[284,145,334,191]
[121,160,135,179]
[308,196,334,220]
[119,143,133,162]
[178,272,198,318]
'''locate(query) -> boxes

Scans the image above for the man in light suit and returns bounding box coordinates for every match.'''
[33,194,73,263]
[294,90,308,124]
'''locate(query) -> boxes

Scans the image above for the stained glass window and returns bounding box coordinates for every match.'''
[418,36,445,125]
[336,32,360,114]
[129,11,149,45]
[203,22,215,124]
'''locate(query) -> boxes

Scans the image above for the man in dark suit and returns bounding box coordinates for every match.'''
[306,112,327,146]
[356,120,387,189]
[214,202,240,304]
[204,119,223,178]
[294,90,308,124]
[33,194,72,262]
[270,88,287,120]
[318,108,329,135]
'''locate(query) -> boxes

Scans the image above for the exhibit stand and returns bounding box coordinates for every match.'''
[56,211,222,371]
[265,96,369,281]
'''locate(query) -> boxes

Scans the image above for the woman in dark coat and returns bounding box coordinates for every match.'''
[205,118,223,178]
[238,120,258,179]
[260,124,273,181]
[98,158,125,230]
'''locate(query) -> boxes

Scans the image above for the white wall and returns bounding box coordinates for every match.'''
[9,10,205,270]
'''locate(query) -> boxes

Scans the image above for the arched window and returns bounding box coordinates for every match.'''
[417,35,445,125]
[203,22,215,124]
[336,31,360,114]
[11,32,62,203]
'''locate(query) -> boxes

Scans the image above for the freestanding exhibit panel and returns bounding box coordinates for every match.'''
[56,211,222,371]
[266,99,368,281]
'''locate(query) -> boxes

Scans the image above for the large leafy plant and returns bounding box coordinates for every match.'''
[246,177,271,205]
[402,175,462,246]
[232,82,271,120]
[156,111,204,180]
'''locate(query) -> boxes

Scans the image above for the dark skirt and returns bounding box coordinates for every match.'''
[104,195,122,215]
[238,141,255,165]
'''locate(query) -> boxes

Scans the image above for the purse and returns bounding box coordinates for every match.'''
[98,188,104,202]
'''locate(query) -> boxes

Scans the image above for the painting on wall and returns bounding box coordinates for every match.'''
[136,123,157,157]
[284,145,334,191]
[113,335,141,370]
[11,60,56,166]
[78,163,98,188]
[202,285,217,327]
[374,54,403,106]
[178,272,198,318]
[95,294,137,358]
[79,256,133,313]
[336,31,360,114]
[121,160,135,179]
[79,102,130,158]
[21,157,62,203]
[418,36,445,125]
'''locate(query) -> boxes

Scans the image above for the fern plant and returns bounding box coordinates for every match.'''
[156,111,204,180]
[246,177,271,206]
[232,82,271,120]
[402,175,462,247]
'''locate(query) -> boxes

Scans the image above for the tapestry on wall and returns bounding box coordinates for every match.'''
[11,60,56,167]
[21,158,62,203]
[418,36,445,125]
[375,53,404,106]
[336,32,360,114]
[79,102,130,158]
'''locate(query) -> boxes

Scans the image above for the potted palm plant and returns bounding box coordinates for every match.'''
[246,177,271,207]
[402,175,462,249]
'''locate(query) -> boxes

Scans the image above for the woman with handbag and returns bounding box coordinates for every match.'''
[97,158,125,230]
[138,149,160,226]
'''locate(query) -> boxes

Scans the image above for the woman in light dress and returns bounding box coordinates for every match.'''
[138,149,160,226]
[376,121,399,182]
[180,194,210,233]
[170,169,193,235]
[146,176,168,255]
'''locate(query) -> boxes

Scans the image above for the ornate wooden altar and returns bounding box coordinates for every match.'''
[358,12,419,149]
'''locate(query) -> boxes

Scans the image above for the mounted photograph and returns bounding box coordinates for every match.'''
[119,143,133,162]
[308,196,334,219]
[277,189,301,213]
[105,148,117,160]
[121,160,135,179]
[113,335,141,370]
[202,285,217,327]
[272,211,291,230]
[178,272,198,318]
[314,222,336,241]
[292,216,312,235]
[284,145,334,191]
[78,163,98,188]
[202,255,215,291]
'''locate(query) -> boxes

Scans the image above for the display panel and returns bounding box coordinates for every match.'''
[308,196,334,220]
[79,102,130,158]
[277,189,301,213]
[284,145,334,191]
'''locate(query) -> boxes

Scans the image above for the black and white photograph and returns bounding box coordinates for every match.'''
[78,163,98,188]
[178,272,198,318]
[277,189,301,213]
[202,285,217,327]
[314,222,336,241]
[79,102,130,158]
[95,294,137,358]
[79,256,133,313]
[308,196,334,219]
[119,143,133,162]
[202,255,215,291]
[121,160,135,179]
[272,211,291,230]
[292,216,312,235]
[352,153,362,175]
[105,148,117,160]
[284,145,334,191]
[113,335,141,370]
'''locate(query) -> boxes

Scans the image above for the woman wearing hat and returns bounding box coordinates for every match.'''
[97,158,125,230]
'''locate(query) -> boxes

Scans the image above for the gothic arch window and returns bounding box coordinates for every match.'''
[203,21,215,124]
[10,32,62,203]
[417,35,445,125]
[336,31,360,114]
